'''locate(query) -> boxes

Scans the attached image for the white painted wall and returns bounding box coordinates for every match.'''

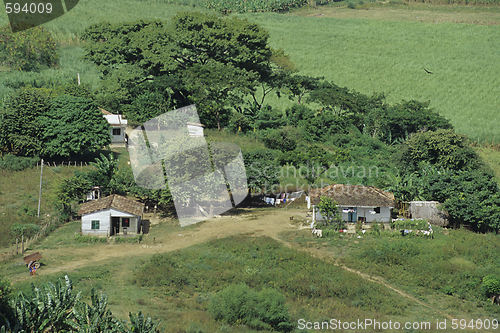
[82,208,140,236]
[82,209,111,236]
[316,206,392,223]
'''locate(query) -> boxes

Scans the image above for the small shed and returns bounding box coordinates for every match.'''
[409,201,449,227]
[78,195,144,237]
[101,108,128,145]
[309,184,395,223]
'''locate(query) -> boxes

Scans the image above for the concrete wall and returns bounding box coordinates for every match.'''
[409,201,449,227]
[82,209,111,236]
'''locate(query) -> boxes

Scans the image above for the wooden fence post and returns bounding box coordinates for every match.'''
[16,239,18,254]
[21,235,24,253]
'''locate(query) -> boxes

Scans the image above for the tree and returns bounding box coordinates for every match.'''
[317,196,344,230]
[7,276,80,333]
[399,129,481,173]
[364,100,453,143]
[1,87,53,156]
[184,60,257,130]
[82,13,276,127]
[39,96,111,158]
[2,276,162,333]
[57,173,92,216]
[0,276,12,329]
[278,145,350,184]
[243,149,280,194]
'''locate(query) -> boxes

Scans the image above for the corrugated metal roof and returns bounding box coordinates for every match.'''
[310,184,394,207]
[78,195,144,216]
[103,114,128,126]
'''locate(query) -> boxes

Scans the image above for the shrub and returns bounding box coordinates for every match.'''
[204,0,308,13]
[209,284,293,332]
[11,224,40,239]
[74,233,107,243]
[115,235,143,243]
[0,25,58,71]
[482,275,500,298]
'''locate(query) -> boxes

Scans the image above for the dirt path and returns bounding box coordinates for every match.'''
[10,208,453,320]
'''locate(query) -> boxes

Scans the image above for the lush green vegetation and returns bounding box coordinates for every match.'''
[0,26,58,72]
[1,276,161,333]
[204,0,308,14]
[241,13,500,142]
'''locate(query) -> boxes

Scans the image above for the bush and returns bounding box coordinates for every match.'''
[11,224,40,239]
[0,155,40,171]
[0,25,58,71]
[204,0,308,13]
[115,235,143,243]
[74,233,108,243]
[482,275,500,298]
[209,284,293,332]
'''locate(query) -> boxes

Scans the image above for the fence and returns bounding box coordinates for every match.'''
[36,161,93,168]
[0,222,51,263]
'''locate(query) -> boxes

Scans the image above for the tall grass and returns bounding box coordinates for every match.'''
[341,228,500,310]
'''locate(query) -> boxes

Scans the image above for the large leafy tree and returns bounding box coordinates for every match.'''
[39,95,111,158]
[398,129,481,173]
[0,87,53,156]
[82,12,276,128]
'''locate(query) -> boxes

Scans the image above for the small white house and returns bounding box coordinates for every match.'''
[309,184,395,224]
[101,108,128,145]
[78,195,144,237]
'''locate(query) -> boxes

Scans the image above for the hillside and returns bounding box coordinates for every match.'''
[2,206,500,332]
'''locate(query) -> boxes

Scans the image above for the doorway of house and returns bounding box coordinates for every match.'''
[348,208,357,222]
[111,217,120,235]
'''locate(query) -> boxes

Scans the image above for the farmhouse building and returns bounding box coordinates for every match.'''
[78,195,144,237]
[101,108,128,146]
[309,184,395,223]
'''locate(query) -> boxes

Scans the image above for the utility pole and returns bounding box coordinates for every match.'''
[37,159,44,218]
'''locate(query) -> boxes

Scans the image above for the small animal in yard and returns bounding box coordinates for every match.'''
[290,216,294,221]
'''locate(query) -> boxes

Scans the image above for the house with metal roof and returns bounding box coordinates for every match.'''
[100,108,128,146]
[78,195,144,237]
[309,184,395,223]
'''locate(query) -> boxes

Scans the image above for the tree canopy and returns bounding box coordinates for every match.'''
[40,96,111,158]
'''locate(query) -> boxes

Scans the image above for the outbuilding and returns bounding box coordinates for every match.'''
[309,184,395,224]
[101,108,128,146]
[78,195,144,237]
